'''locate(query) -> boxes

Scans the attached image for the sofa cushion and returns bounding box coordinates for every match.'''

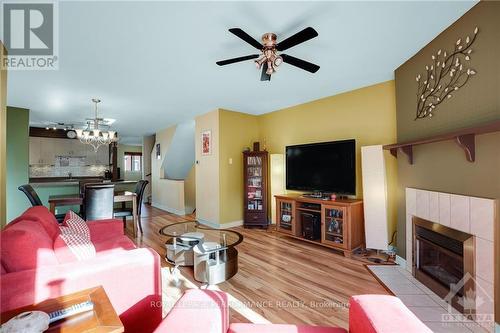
[349,295,432,333]
[229,324,347,333]
[20,206,61,240]
[93,236,136,255]
[0,220,58,272]
[54,234,135,263]
[155,289,229,333]
[63,210,89,235]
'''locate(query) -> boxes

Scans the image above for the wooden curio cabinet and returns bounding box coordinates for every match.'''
[243,151,269,228]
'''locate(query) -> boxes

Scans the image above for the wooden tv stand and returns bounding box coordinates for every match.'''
[275,194,364,257]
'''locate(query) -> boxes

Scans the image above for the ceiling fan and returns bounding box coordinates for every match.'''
[216,27,320,81]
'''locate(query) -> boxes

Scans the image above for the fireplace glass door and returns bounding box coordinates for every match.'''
[415,225,464,296]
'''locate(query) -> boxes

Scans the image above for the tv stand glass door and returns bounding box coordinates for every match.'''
[321,205,346,248]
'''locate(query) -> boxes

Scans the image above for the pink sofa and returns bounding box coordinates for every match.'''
[155,289,432,333]
[0,206,162,333]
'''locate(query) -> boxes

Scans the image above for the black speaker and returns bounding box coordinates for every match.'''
[301,212,321,241]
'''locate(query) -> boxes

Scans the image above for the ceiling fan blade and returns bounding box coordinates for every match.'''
[260,63,271,81]
[281,54,320,73]
[229,28,263,50]
[216,54,260,66]
[276,27,318,51]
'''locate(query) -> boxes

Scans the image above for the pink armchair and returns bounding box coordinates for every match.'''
[156,289,432,333]
[1,206,162,333]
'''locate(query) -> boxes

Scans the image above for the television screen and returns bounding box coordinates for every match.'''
[286,139,356,194]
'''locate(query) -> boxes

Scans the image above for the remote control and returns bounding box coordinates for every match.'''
[48,301,94,323]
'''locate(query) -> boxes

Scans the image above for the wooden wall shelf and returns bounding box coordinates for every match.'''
[383,120,500,164]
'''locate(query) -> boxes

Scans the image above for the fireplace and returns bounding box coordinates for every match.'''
[412,217,475,313]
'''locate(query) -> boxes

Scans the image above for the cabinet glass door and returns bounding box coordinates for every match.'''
[246,156,263,212]
[278,200,294,234]
[322,206,346,248]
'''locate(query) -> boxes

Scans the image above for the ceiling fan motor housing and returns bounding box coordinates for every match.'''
[261,33,277,47]
[255,33,283,74]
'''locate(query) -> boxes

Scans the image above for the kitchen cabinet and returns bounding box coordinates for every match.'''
[40,138,55,165]
[29,137,41,165]
[28,137,109,166]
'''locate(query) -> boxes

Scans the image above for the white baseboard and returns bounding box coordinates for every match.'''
[395,255,406,269]
[197,219,243,229]
[151,202,186,216]
[220,220,243,228]
[197,218,219,229]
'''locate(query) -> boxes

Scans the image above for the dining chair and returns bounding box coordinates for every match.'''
[79,179,103,214]
[113,180,149,233]
[18,184,66,222]
[18,184,43,206]
[84,184,115,221]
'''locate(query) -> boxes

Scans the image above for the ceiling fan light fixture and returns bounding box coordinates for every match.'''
[255,55,266,68]
[217,27,320,81]
[266,64,274,75]
[274,55,283,67]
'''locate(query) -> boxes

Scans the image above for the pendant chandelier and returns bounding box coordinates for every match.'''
[75,98,118,152]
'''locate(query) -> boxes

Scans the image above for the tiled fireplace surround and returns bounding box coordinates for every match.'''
[405,187,496,332]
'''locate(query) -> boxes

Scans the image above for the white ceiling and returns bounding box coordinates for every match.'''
[7,1,477,144]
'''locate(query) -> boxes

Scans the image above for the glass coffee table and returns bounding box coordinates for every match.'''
[159,221,243,285]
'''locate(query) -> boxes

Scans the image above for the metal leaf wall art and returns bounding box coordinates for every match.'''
[415,27,479,120]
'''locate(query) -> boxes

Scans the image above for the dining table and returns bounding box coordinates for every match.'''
[48,191,139,237]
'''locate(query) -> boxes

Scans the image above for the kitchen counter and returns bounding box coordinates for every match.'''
[29,177,138,187]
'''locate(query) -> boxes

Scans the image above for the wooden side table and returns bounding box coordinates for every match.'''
[0,286,123,333]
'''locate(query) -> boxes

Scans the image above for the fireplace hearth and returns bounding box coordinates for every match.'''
[412,217,475,314]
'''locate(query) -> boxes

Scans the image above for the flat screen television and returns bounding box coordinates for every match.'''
[286,139,356,195]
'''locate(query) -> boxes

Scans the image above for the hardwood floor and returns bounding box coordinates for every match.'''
[125,204,388,329]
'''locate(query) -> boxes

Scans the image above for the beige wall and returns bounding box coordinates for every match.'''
[142,135,155,203]
[195,110,220,225]
[193,83,398,234]
[151,126,180,213]
[258,81,399,239]
[184,165,196,214]
[150,126,195,215]
[219,109,259,224]
[0,43,7,226]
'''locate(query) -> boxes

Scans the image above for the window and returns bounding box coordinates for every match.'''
[124,152,142,172]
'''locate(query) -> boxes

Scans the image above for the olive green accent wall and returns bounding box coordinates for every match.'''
[394,3,500,322]
[0,43,7,226]
[6,107,30,222]
[219,109,259,224]
[396,2,500,142]
[394,2,500,259]
[258,81,399,240]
